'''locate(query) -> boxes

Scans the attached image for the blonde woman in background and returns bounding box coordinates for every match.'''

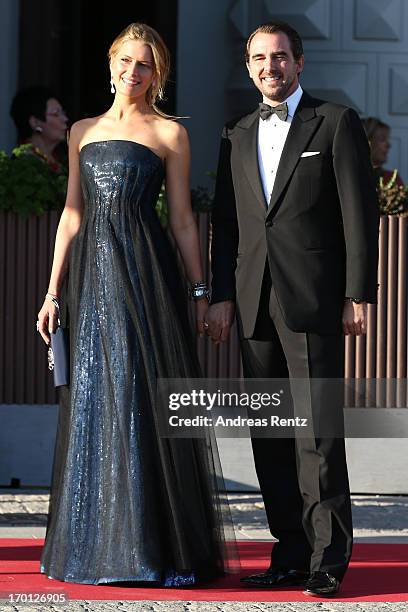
[37,23,231,586]
[363,116,404,186]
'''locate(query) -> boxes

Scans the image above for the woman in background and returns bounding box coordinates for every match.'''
[10,86,68,172]
[363,116,404,186]
[37,23,232,586]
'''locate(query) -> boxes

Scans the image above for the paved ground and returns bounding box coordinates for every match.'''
[1,602,408,611]
[1,491,407,542]
[2,604,408,612]
[0,490,407,610]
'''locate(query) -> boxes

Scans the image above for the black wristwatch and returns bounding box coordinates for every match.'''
[345,297,363,304]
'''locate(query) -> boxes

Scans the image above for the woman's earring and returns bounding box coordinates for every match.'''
[110,78,115,94]
[34,126,43,133]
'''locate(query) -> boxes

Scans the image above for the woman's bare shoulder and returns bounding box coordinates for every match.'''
[155,116,189,150]
[69,116,106,148]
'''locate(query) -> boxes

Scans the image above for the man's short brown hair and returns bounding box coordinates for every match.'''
[245,21,304,62]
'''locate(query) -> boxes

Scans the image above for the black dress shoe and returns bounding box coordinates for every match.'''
[241,567,309,588]
[304,571,340,597]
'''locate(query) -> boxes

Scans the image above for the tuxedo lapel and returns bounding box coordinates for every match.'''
[266,94,323,216]
[238,110,267,210]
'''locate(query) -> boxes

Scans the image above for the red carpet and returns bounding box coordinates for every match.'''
[0,539,407,602]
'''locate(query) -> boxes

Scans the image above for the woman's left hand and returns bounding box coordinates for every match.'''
[195,297,209,337]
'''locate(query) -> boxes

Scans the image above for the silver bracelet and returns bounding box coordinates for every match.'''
[45,293,60,309]
[189,282,210,301]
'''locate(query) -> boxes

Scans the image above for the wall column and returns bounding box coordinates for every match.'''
[176,0,233,187]
[0,0,19,152]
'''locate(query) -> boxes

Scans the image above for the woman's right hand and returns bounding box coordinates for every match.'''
[37,297,59,345]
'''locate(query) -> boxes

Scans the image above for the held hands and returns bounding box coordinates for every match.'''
[37,296,59,345]
[195,297,210,337]
[342,300,367,335]
[204,301,235,344]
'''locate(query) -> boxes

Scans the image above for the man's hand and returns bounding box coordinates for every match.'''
[205,301,235,344]
[342,300,367,335]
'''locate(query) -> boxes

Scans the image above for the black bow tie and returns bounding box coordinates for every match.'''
[259,102,288,122]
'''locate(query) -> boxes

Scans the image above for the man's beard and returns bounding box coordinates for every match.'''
[263,73,296,102]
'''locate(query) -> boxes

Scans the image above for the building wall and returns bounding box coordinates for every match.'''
[178,0,408,183]
[0,0,19,152]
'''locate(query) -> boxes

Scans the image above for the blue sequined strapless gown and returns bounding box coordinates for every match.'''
[40,140,229,585]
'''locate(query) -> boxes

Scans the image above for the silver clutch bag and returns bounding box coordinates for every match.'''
[47,303,70,387]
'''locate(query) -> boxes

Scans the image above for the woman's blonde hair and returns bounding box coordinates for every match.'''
[108,23,172,118]
[362,117,390,141]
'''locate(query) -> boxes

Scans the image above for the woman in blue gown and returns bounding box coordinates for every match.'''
[37,23,233,586]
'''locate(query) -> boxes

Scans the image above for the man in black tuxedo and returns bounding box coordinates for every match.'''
[206,21,379,597]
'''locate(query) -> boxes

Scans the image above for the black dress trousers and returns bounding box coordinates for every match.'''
[239,264,353,581]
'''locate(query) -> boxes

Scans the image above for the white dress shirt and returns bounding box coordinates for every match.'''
[258,84,303,205]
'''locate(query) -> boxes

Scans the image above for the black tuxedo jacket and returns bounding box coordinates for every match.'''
[211,91,379,337]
